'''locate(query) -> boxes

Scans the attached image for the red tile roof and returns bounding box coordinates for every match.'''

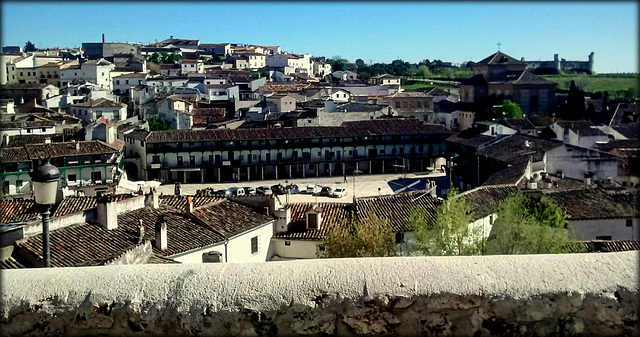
[274,202,354,240]
[143,119,452,143]
[0,199,40,224]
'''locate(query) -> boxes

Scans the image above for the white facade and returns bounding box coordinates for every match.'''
[266,53,312,75]
[269,238,321,260]
[112,73,147,94]
[71,99,128,125]
[546,144,618,183]
[171,220,275,263]
[179,60,202,75]
[60,59,115,90]
[569,218,639,241]
[549,123,609,149]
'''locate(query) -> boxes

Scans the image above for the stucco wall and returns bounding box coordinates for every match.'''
[1,252,637,336]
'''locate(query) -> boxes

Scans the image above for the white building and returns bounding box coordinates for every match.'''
[266,53,312,76]
[71,98,127,125]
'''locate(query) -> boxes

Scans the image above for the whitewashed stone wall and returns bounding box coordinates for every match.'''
[1,252,637,336]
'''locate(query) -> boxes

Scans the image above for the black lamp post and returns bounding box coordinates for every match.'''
[30,158,61,268]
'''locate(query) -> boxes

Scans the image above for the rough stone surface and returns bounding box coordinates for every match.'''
[1,252,638,336]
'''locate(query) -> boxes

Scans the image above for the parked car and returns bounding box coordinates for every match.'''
[256,186,273,195]
[271,184,286,195]
[306,185,317,194]
[243,187,256,196]
[285,184,299,194]
[331,187,347,198]
[316,186,333,196]
[225,187,245,197]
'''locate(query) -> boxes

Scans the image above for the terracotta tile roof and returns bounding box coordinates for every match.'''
[511,70,555,85]
[571,240,640,253]
[144,119,452,143]
[446,129,495,148]
[388,92,431,98]
[191,200,274,238]
[17,222,144,267]
[52,194,140,218]
[482,164,527,186]
[18,203,231,267]
[0,256,25,269]
[555,120,607,137]
[159,195,225,209]
[356,191,442,232]
[0,199,40,224]
[611,122,638,139]
[260,82,314,93]
[23,140,120,160]
[0,118,56,129]
[274,202,354,240]
[476,134,563,165]
[498,118,536,131]
[459,74,488,86]
[71,98,126,108]
[476,51,524,65]
[539,187,637,220]
[4,134,62,147]
[459,185,519,220]
[0,147,30,163]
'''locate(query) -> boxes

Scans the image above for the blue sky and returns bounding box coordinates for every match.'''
[2,2,638,73]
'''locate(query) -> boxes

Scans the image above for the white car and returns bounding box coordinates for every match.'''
[331,187,347,198]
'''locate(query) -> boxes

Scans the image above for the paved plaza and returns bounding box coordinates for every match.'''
[149,171,448,203]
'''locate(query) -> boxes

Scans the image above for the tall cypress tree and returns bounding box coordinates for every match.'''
[565,80,585,120]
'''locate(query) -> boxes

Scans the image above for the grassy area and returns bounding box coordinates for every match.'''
[542,74,639,98]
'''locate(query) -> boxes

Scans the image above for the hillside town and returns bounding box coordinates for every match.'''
[0,35,638,269]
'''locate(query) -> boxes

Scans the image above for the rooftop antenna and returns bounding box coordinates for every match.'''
[497,41,502,51]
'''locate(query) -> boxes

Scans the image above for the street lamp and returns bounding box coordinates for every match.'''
[30,158,61,268]
[352,169,362,202]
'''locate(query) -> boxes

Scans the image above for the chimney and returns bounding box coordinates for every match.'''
[146,187,159,208]
[102,34,105,44]
[155,214,168,251]
[96,192,118,230]
[186,196,194,214]
[137,219,145,243]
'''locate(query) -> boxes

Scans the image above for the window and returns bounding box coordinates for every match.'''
[626,219,633,227]
[16,180,23,188]
[125,80,129,84]
[596,236,612,240]
[251,236,258,254]
[190,156,195,165]
[92,171,102,182]
[27,129,32,134]
[177,156,183,166]
[42,128,46,132]
[116,80,120,85]
[153,155,160,163]
[285,240,291,246]
[395,232,404,244]
[308,214,318,229]
[68,174,77,182]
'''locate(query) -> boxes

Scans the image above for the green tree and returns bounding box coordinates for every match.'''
[148,116,172,131]
[416,65,432,79]
[323,212,396,258]
[485,192,574,255]
[565,80,585,120]
[147,52,181,64]
[500,99,523,119]
[413,189,482,256]
[24,41,37,52]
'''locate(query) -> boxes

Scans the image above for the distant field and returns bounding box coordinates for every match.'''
[542,74,639,98]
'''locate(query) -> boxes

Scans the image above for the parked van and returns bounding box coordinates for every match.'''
[306,185,317,194]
